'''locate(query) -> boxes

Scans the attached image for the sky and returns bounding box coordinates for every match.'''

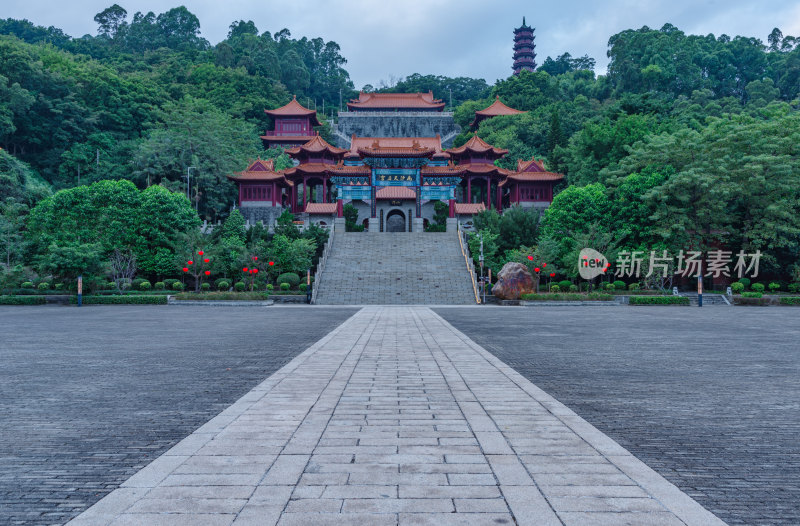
[4,0,800,88]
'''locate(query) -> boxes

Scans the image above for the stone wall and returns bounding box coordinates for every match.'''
[333,112,461,148]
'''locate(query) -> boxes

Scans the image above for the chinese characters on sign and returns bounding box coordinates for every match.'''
[376,174,413,182]
[611,250,762,278]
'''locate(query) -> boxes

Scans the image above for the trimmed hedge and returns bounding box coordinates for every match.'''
[735,296,770,306]
[70,295,168,305]
[741,291,763,298]
[174,292,270,301]
[276,272,300,288]
[520,293,614,301]
[779,297,800,305]
[0,295,47,305]
[629,296,689,305]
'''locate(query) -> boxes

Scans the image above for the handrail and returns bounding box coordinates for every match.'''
[457,223,481,304]
[311,222,335,304]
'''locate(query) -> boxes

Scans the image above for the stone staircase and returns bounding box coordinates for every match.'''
[314,231,477,305]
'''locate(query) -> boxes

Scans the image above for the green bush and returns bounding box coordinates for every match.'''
[731,282,745,294]
[280,282,290,291]
[132,278,147,290]
[558,280,572,290]
[200,282,211,291]
[276,273,300,288]
[299,283,308,292]
[154,282,165,290]
[54,283,63,291]
[520,292,614,301]
[21,281,34,289]
[234,282,246,292]
[779,297,800,305]
[217,281,230,290]
[38,282,49,290]
[742,291,763,298]
[751,283,765,293]
[768,282,780,292]
[738,278,751,289]
[568,284,578,292]
[107,281,117,289]
[71,295,167,305]
[163,278,179,288]
[172,281,184,291]
[613,280,626,290]
[788,283,800,293]
[0,295,47,305]
[267,283,274,292]
[174,292,270,301]
[628,296,689,305]
[139,280,151,291]
[550,284,561,293]
[628,283,640,291]
[603,282,615,291]
[735,295,770,306]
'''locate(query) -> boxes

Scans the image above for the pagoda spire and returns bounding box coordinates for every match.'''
[513,18,536,74]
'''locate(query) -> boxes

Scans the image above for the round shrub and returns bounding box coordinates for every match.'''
[217,280,230,290]
[738,278,751,289]
[172,281,184,291]
[788,283,800,293]
[558,280,572,290]
[21,281,34,289]
[139,280,151,291]
[768,282,780,292]
[604,282,615,291]
[613,280,626,290]
[267,283,274,292]
[751,283,765,293]
[628,283,640,291]
[731,282,744,294]
[569,284,578,292]
[200,282,210,291]
[276,272,300,288]
[550,285,561,293]
[38,282,49,290]
[154,282,165,290]
[299,283,308,292]
[234,281,246,292]
[132,278,147,290]
[54,283,63,291]
[280,282,290,291]
[163,278,179,288]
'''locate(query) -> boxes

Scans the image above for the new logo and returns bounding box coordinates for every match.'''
[578,248,610,279]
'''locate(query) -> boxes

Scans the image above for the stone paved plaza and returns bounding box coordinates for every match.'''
[1,305,798,525]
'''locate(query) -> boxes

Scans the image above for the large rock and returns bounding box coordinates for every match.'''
[493,262,534,300]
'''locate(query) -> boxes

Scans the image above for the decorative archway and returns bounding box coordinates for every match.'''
[386,209,406,232]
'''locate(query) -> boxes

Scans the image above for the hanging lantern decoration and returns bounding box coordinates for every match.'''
[253,269,259,274]
[198,250,204,256]
[527,255,533,261]
[268,261,274,266]
[534,267,540,273]
[543,263,547,267]
[204,270,210,276]
[550,272,555,278]
[253,256,258,261]
[203,258,209,263]
[182,267,188,273]
[188,260,193,265]
[243,267,248,272]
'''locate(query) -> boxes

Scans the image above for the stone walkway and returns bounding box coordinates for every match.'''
[68,307,725,526]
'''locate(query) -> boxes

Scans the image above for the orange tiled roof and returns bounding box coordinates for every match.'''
[305,203,337,214]
[348,136,444,158]
[283,163,332,176]
[500,172,564,186]
[422,164,464,175]
[446,135,508,157]
[475,96,526,117]
[227,159,293,185]
[347,91,445,111]
[516,157,548,172]
[454,203,486,214]
[285,136,347,157]
[460,164,510,177]
[265,95,320,126]
[376,186,417,200]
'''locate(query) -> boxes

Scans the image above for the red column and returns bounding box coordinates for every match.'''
[486,177,491,209]
[467,178,472,203]
[449,199,455,218]
[496,184,502,211]
[322,178,327,203]
[337,199,343,218]
[303,176,307,210]
[238,184,243,207]
[271,182,277,207]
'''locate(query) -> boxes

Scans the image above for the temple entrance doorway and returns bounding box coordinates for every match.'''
[386,209,406,232]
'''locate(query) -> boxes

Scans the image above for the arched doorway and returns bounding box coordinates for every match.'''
[386,209,406,232]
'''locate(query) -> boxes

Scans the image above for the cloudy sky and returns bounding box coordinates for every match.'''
[5,0,800,88]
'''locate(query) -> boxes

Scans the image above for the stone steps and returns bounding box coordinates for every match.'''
[314,231,476,305]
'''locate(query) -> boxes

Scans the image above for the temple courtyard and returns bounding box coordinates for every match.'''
[1,306,798,525]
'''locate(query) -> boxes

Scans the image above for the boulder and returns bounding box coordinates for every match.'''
[492,262,534,300]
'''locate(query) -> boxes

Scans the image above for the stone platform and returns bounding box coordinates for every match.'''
[68,307,725,525]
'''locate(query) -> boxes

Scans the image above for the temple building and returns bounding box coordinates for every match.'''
[513,18,536,74]
[261,95,321,149]
[471,96,527,129]
[230,95,563,232]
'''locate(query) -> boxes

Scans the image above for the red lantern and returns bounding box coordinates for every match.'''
[534,267,540,273]
[602,268,608,273]
[182,267,188,272]
[188,260,193,265]
[198,250,204,256]
[543,263,547,267]
[550,272,555,277]
[527,255,533,261]
[204,270,210,276]
[253,269,259,274]
[243,267,248,272]
[203,258,209,263]
[595,258,600,263]
[583,255,588,259]
[253,256,258,261]
[268,261,274,266]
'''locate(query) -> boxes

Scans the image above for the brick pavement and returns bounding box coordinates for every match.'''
[69,307,724,525]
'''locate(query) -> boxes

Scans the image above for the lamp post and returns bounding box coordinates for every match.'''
[479,233,485,304]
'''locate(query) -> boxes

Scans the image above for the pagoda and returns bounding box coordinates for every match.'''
[513,18,536,74]
[261,95,320,148]
[471,96,527,129]
[446,135,509,211]
[500,157,564,209]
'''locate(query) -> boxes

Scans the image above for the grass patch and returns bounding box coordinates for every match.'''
[520,293,614,301]
[0,295,47,305]
[628,296,690,305]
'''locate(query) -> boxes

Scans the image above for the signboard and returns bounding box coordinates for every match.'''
[373,168,418,187]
